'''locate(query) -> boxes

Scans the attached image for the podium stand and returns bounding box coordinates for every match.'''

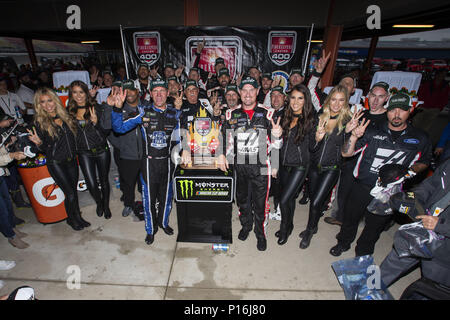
[174,164,234,244]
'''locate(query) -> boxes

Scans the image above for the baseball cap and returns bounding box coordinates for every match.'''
[239,77,259,89]
[218,68,230,78]
[112,81,122,88]
[371,81,390,93]
[225,84,239,94]
[262,72,272,80]
[340,73,356,82]
[271,86,285,95]
[189,67,200,74]
[7,286,36,300]
[290,68,304,77]
[167,76,179,83]
[150,79,168,90]
[215,57,225,66]
[164,62,175,70]
[122,80,139,90]
[386,92,411,111]
[184,80,198,89]
[137,63,149,70]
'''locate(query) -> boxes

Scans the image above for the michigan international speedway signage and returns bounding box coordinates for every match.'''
[121,26,312,80]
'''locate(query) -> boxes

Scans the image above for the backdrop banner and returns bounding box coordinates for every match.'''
[121,26,313,81]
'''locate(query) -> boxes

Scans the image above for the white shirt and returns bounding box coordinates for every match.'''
[0,92,26,118]
[16,84,35,115]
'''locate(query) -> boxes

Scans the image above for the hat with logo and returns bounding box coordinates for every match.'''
[215,57,225,66]
[239,77,259,89]
[111,80,122,88]
[262,72,272,80]
[164,62,175,70]
[371,81,390,93]
[189,67,200,74]
[167,76,179,83]
[122,79,139,90]
[225,84,239,94]
[137,63,149,70]
[386,92,411,111]
[290,68,304,77]
[271,86,285,95]
[184,80,198,89]
[150,79,168,90]
[218,68,230,78]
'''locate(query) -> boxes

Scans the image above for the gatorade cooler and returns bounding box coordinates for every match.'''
[18,165,68,224]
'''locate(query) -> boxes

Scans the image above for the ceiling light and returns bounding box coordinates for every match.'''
[392,25,434,28]
[81,40,100,44]
[309,40,323,43]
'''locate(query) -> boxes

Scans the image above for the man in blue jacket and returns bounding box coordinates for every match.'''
[111,79,182,245]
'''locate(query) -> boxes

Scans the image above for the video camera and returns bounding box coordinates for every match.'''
[0,119,39,158]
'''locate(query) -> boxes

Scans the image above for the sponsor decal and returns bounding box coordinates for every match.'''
[177,178,231,200]
[271,70,290,92]
[373,135,387,141]
[134,32,161,66]
[268,31,297,66]
[194,118,212,136]
[150,131,167,149]
[403,138,419,144]
[32,177,65,207]
[185,36,243,79]
[178,179,194,199]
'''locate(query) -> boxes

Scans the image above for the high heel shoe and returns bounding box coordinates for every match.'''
[104,207,112,219]
[277,225,293,245]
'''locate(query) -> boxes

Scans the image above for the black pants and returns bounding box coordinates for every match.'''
[332,160,356,222]
[78,149,111,209]
[306,167,340,230]
[235,165,271,240]
[269,176,281,210]
[118,158,142,209]
[47,159,80,219]
[141,157,174,235]
[336,179,392,255]
[279,165,308,233]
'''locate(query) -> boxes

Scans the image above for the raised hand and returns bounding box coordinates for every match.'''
[175,65,185,78]
[27,127,42,146]
[271,76,281,88]
[235,72,244,87]
[106,87,116,106]
[213,99,222,116]
[89,106,98,124]
[174,91,184,110]
[197,39,206,54]
[150,66,159,79]
[90,69,99,84]
[352,118,370,139]
[209,91,218,106]
[315,118,327,142]
[271,117,282,138]
[315,50,332,74]
[114,87,127,109]
[345,109,365,133]
[10,151,26,160]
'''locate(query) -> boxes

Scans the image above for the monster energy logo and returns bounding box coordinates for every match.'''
[179,180,194,198]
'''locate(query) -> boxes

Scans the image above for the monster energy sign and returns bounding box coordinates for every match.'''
[174,176,233,203]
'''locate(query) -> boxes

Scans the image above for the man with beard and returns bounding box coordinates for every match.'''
[288,69,305,91]
[217,77,283,251]
[133,63,151,103]
[329,93,433,257]
[166,76,182,106]
[188,67,208,99]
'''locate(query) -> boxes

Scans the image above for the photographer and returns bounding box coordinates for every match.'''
[0,112,28,249]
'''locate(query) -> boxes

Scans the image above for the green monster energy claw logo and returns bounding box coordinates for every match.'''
[179,180,194,198]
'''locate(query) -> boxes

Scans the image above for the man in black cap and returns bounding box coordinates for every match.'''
[257,73,273,104]
[188,67,208,99]
[329,92,433,257]
[133,63,151,103]
[248,66,262,85]
[163,62,176,80]
[325,81,391,226]
[288,68,305,91]
[217,77,283,251]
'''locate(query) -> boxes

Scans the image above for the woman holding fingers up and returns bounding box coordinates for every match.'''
[28,87,89,231]
[299,84,357,249]
[68,81,112,219]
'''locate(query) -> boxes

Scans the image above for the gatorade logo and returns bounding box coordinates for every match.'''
[178,179,194,199]
[32,177,65,207]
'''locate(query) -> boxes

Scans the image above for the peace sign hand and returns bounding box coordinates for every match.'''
[352,118,370,139]
[271,76,282,88]
[150,66,159,79]
[271,117,282,138]
[315,118,327,142]
[106,87,117,106]
[89,85,99,98]
[114,87,127,109]
[89,106,98,124]
[197,39,206,54]
[175,65,185,78]
[174,91,184,110]
[27,127,42,146]
[315,50,332,74]
[345,109,365,133]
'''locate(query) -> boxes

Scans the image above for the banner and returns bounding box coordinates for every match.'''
[121,26,313,81]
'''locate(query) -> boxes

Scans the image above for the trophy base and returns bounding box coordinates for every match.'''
[181,156,217,170]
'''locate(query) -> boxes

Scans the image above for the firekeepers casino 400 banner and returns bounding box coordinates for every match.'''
[121,26,313,85]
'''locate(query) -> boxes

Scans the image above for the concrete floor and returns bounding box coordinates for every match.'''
[0,181,421,300]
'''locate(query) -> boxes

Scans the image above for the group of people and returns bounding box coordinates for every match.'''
[1,44,449,296]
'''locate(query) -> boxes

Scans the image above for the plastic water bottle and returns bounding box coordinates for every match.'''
[15,106,24,125]
[114,175,120,189]
[212,244,229,252]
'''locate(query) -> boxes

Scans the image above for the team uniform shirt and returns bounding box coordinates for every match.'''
[352,121,432,187]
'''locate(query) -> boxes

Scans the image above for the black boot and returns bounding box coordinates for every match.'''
[104,207,112,219]
[299,228,317,249]
[96,201,104,217]
[74,211,91,228]
[277,224,294,245]
[66,213,83,231]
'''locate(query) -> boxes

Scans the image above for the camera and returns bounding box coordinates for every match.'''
[0,119,39,157]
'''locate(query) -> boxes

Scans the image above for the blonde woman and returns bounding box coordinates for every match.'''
[27,87,90,231]
[299,84,363,249]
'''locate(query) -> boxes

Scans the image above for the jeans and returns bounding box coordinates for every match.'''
[0,177,15,238]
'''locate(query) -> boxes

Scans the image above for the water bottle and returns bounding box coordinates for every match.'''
[309,55,317,74]
[212,243,229,252]
[14,106,24,125]
[114,175,120,189]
